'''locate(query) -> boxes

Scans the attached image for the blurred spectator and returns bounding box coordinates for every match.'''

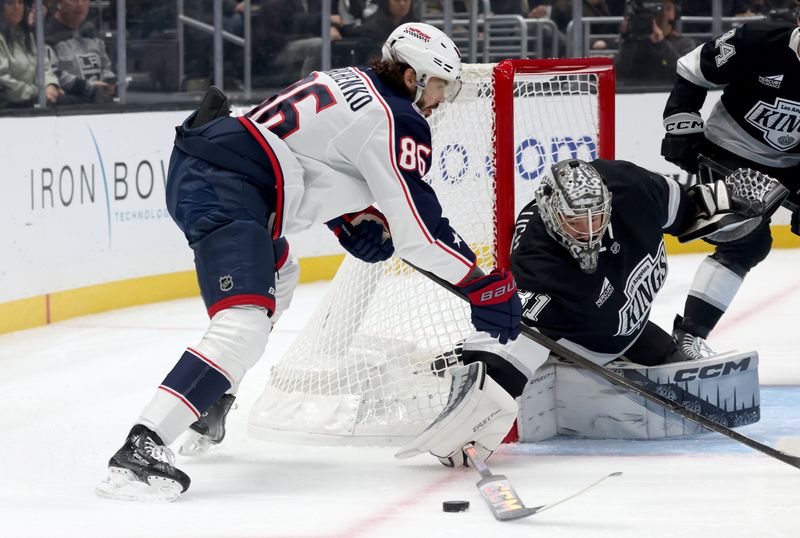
[0,0,61,108]
[615,0,695,87]
[340,0,416,63]
[550,0,612,32]
[338,0,368,24]
[45,0,116,103]
[253,0,343,84]
[680,1,749,16]
[524,2,568,56]
[735,0,797,15]
[765,0,800,20]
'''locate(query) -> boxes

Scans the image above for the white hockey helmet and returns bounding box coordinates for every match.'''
[535,159,612,274]
[381,23,463,103]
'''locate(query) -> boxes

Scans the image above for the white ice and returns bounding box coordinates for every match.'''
[2,251,800,538]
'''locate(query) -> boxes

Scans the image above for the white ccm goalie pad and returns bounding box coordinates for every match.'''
[395,362,517,463]
[518,350,759,441]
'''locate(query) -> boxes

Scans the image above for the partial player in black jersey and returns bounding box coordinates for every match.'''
[661,10,799,356]
[395,158,765,463]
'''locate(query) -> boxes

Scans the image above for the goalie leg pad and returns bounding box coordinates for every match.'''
[518,350,760,441]
[395,362,517,464]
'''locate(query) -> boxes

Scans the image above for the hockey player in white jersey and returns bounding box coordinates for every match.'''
[96,23,522,501]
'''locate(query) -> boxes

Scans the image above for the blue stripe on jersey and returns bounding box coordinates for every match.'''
[359,69,476,268]
[160,349,232,415]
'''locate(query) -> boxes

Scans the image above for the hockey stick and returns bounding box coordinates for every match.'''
[408,262,800,471]
[696,153,734,183]
[463,444,621,521]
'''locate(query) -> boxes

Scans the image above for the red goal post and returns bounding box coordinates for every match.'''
[248,58,616,446]
[493,58,615,270]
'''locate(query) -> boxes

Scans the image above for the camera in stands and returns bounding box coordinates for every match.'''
[625,0,664,37]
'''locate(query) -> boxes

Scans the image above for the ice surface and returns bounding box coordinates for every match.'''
[2,252,800,538]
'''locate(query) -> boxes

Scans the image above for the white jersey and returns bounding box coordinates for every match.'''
[239,67,477,285]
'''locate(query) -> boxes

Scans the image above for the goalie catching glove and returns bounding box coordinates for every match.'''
[678,169,789,243]
[327,206,394,263]
[395,361,517,467]
[459,268,521,345]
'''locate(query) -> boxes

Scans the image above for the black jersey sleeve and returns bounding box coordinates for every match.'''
[663,75,709,118]
[589,159,685,231]
[677,25,754,89]
[664,23,758,118]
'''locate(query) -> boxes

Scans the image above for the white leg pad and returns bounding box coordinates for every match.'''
[194,305,272,391]
[688,256,744,312]
[138,305,271,444]
[395,362,517,462]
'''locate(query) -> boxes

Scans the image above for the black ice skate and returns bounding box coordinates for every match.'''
[673,315,714,361]
[95,425,190,502]
[179,393,237,456]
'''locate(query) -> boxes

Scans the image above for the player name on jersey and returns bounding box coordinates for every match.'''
[328,68,374,112]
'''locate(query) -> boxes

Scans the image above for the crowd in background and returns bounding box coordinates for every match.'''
[0,0,797,110]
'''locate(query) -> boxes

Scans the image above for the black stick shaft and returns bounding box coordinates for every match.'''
[409,261,800,470]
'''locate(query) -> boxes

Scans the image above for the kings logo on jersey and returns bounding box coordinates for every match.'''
[744,97,800,151]
[614,242,668,337]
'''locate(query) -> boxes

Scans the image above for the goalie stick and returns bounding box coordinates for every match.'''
[463,444,621,521]
[407,262,800,471]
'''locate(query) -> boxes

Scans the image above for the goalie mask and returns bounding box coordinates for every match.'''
[535,160,612,274]
[381,23,463,103]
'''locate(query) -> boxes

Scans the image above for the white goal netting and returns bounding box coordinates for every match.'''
[249,61,611,445]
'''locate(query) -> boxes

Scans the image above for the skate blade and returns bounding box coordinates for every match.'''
[178,431,215,457]
[95,467,183,502]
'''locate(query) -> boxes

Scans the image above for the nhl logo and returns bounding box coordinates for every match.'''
[219,275,234,292]
[611,242,620,254]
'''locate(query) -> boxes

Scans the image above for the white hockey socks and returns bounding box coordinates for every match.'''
[688,256,744,314]
[138,305,271,445]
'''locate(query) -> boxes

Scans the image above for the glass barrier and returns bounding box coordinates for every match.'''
[0,0,796,116]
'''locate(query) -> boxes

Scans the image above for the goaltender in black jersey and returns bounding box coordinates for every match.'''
[395,159,766,465]
[661,14,799,357]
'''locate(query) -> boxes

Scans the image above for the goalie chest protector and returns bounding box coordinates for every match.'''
[511,160,674,358]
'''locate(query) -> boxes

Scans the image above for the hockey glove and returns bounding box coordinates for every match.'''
[459,268,521,345]
[661,112,705,174]
[327,207,394,263]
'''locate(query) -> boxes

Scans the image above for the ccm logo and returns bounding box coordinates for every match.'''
[480,283,515,302]
[673,358,751,382]
[666,119,703,132]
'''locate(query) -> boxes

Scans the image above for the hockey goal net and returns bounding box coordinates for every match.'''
[249,59,615,445]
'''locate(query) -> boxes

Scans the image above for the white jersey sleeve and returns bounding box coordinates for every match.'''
[241,67,478,285]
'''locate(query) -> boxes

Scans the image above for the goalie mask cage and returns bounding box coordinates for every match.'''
[249,58,615,445]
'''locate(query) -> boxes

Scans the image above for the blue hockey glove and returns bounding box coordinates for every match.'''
[459,268,521,345]
[327,207,394,263]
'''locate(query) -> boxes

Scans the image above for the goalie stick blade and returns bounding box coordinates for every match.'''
[463,444,621,521]
[476,475,537,521]
[526,472,623,516]
[475,471,623,521]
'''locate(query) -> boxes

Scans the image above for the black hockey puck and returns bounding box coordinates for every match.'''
[442,500,470,512]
